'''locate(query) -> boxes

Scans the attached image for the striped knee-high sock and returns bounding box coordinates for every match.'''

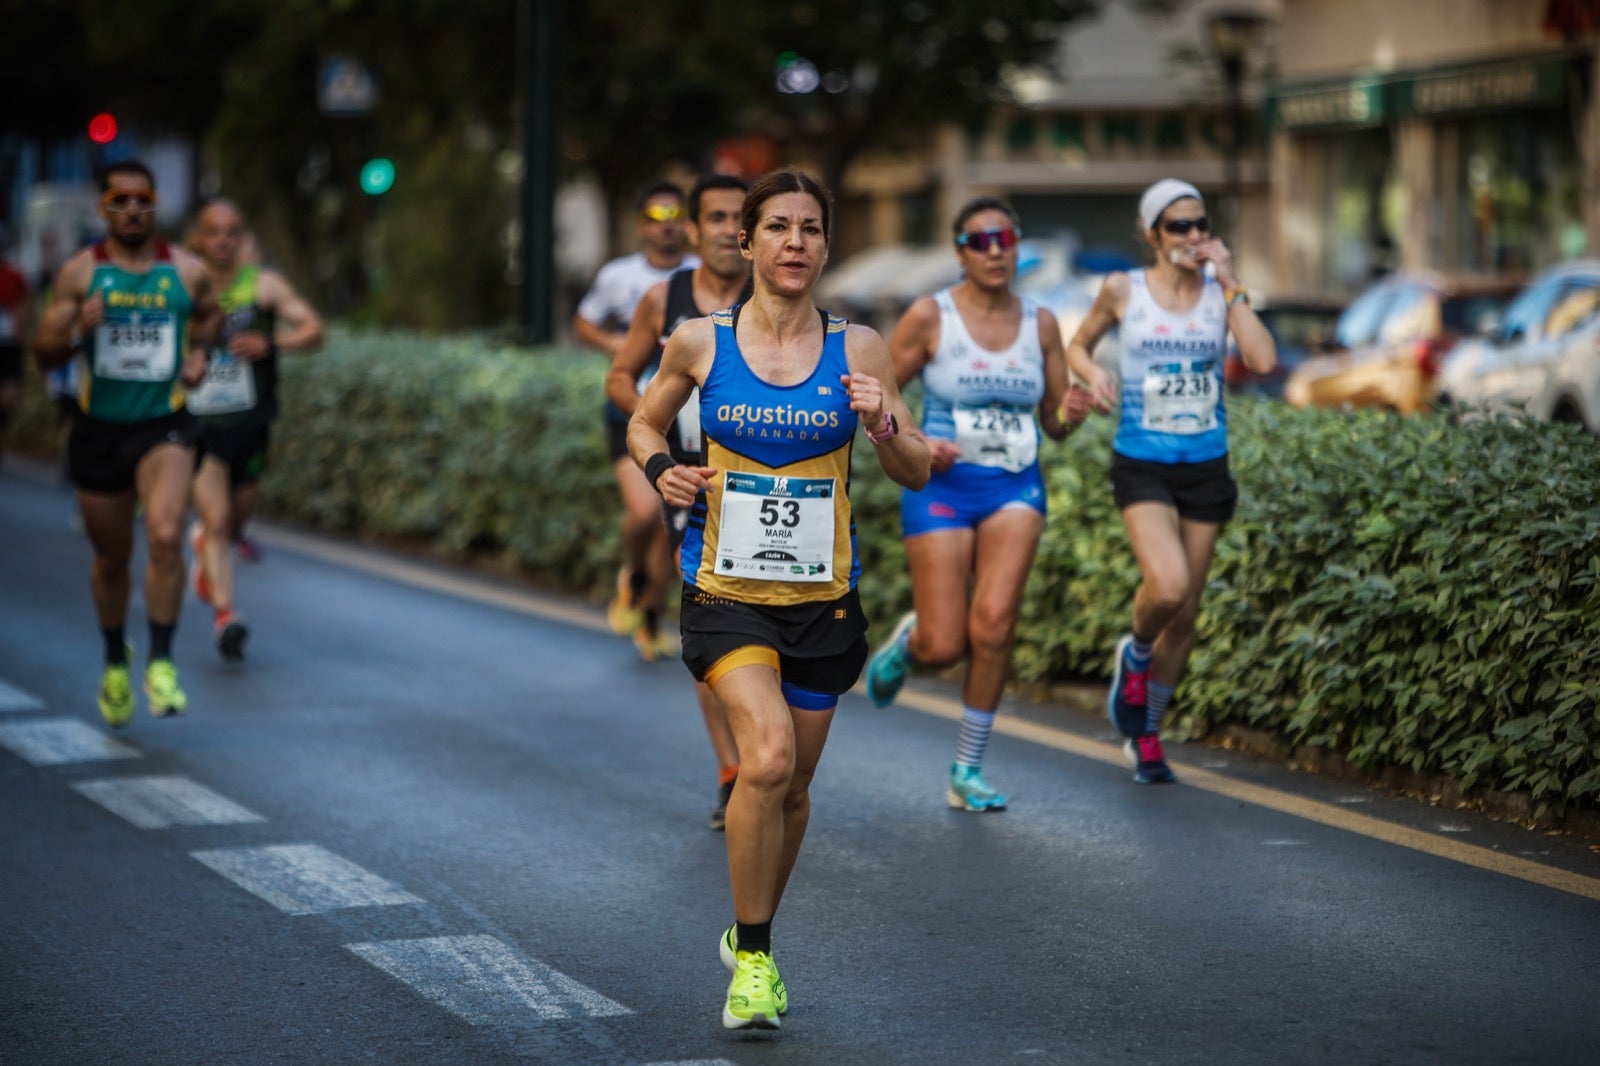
[955,706,997,768]
[1144,681,1174,736]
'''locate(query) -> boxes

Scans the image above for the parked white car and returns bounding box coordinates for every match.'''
[1435,260,1600,433]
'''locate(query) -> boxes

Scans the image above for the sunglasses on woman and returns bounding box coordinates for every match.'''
[956,227,1020,253]
[1159,216,1209,236]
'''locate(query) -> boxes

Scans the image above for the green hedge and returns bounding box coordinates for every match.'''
[10,330,1597,816]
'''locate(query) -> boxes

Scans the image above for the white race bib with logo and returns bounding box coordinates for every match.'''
[1141,360,1217,434]
[952,402,1037,472]
[715,472,836,582]
[186,352,258,415]
[94,311,176,382]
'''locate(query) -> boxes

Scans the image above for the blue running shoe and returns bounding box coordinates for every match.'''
[1107,634,1148,739]
[947,763,1008,812]
[864,612,916,708]
[1124,734,1177,785]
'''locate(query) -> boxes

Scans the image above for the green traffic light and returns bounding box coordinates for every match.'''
[359,158,395,195]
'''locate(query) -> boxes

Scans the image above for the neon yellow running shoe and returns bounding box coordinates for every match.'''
[606,567,643,637]
[722,948,783,1031]
[145,659,188,718]
[98,660,135,728]
[720,929,787,1015]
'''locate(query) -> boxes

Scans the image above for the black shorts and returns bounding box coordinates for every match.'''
[69,411,199,495]
[198,421,272,486]
[605,418,630,462]
[1110,452,1238,525]
[680,584,870,704]
[0,345,21,383]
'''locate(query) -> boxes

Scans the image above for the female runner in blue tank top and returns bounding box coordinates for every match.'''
[864,197,1085,812]
[1066,179,1276,785]
[628,169,930,1033]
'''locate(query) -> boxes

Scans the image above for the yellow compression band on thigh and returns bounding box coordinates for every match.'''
[706,645,780,689]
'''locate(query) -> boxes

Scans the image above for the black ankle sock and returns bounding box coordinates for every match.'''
[642,608,660,636]
[628,568,649,599]
[102,628,127,665]
[735,920,772,955]
[149,622,175,661]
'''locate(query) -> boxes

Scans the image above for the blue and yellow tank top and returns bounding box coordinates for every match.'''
[681,305,860,605]
[78,240,194,423]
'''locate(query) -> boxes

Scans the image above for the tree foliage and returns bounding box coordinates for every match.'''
[5,0,1102,329]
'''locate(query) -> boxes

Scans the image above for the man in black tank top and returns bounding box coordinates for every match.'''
[606,173,750,830]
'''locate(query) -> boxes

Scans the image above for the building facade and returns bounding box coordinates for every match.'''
[1267,0,1593,297]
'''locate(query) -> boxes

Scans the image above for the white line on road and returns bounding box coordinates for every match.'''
[190,843,423,916]
[346,935,631,1025]
[0,719,141,765]
[0,679,45,712]
[72,775,267,830]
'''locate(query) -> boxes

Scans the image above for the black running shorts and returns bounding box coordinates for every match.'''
[1109,452,1238,525]
[679,584,869,699]
[197,421,272,486]
[69,411,199,494]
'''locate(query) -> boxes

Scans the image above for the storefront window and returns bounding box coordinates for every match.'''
[1449,108,1579,276]
[1322,128,1399,294]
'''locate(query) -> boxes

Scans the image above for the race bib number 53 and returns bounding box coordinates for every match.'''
[715,472,837,582]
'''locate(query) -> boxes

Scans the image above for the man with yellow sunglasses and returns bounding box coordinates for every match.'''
[572,180,699,645]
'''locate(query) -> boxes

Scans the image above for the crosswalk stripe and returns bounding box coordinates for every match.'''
[73,775,266,829]
[0,719,141,765]
[189,844,422,915]
[346,935,631,1025]
[0,679,45,712]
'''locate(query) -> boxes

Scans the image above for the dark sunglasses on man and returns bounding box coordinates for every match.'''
[103,192,158,214]
[642,203,683,223]
[956,227,1020,254]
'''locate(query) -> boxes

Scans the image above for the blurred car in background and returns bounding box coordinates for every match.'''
[1283,272,1517,415]
[1224,296,1343,398]
[1435,260,1600,433]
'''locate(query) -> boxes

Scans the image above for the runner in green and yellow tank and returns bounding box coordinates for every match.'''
[32,159,222,726]
[185,199,324,661]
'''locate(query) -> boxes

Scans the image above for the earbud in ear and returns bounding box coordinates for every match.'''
[739,236,750,250]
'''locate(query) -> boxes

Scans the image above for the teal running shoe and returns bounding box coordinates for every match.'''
[947,763,1008,812]
[864,611,917,708]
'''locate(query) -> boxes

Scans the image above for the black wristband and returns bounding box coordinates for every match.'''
[644,451,675,493]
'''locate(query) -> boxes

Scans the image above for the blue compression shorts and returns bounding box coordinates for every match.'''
[899,461,1046,537]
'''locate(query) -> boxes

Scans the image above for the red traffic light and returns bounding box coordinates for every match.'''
[88,113,119,144]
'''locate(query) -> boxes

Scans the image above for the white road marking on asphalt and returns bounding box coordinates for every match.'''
[190,844,423,915]
[1263,840,1309,846]
[0,719,141,765]
[346,935,631,1025]
[72,775,266,829]
[1437,825,1472,834]
[0,679,45,712]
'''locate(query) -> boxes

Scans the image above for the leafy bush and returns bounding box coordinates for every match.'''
[24,329,1575,818]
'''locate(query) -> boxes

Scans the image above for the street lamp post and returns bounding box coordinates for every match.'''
[1207,9,1268,249]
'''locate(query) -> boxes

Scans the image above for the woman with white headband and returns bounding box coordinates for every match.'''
[1065,178,1275,784]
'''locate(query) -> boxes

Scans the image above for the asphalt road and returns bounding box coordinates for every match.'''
[3,459,1599,1065]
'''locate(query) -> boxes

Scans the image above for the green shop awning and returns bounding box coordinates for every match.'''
[1266,50,1579,131]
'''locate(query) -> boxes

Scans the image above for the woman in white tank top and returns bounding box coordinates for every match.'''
[1064,178,1276,785]
[864,196,1084,813]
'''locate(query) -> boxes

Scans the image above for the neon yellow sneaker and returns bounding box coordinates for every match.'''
[722,948,783,1030]
[720,928,786,1016]
[145,659,189,718]
[98,660,135,728]
[606,567,643,636]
